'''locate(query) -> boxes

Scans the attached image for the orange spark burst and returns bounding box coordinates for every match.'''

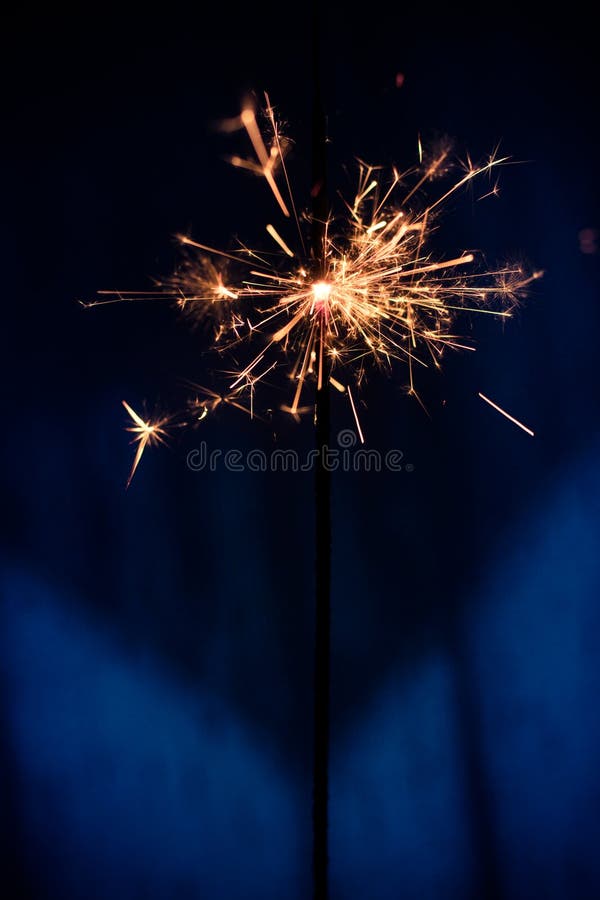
[122,400,169,487]
[93,93,540,480]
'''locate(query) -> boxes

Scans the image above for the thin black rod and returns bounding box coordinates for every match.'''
[313,358,330,900]
[311,2,330,897]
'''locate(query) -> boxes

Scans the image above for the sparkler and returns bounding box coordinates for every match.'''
[94,97,540,484]
[92,87,540,900]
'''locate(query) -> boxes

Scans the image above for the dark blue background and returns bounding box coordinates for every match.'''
[2,4,600,898]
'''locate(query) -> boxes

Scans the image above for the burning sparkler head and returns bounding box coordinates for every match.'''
[312,280,331,301]
[311,280,332,312]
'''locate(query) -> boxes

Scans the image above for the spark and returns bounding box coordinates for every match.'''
[266,224,295,257]
[347,385,365,444]
[478,392,535,436]
[239,105,290,217]
[122,401,169,488]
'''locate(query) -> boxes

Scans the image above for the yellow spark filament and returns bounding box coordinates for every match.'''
[241,106,290,217]
[478,392,535,436]
[266,224,294,257]
[348,385,365,444]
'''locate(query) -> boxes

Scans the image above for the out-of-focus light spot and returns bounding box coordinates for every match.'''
[395,72,405,89]
[579,228,598,254]
[311,178,324,199]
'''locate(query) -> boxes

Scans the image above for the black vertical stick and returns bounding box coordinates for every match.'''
[312,2,330,897]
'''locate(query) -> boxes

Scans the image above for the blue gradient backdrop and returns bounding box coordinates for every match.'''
[2,4,599,898]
